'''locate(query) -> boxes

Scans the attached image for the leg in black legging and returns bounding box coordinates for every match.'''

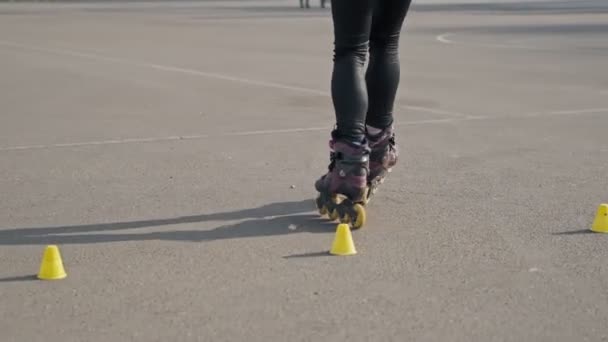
[365,0,412,130]
[330,0,373,143]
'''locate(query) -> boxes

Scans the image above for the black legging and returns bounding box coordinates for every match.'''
[330,0,412,143]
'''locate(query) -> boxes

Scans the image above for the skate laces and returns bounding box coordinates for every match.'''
[327,151,336,171]
[387,134,396,151]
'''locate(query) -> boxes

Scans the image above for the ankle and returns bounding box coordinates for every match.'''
[365,125,383,136]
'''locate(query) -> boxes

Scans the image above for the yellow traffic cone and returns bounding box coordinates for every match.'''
[330,223,357,256]
[37,245,67,280]
[591,204,608,233]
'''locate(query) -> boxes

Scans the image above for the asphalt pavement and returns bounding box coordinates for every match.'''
[1,0,607,341]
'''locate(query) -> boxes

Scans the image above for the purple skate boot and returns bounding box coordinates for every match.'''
[365,126,398,203]
[314,131,370,229]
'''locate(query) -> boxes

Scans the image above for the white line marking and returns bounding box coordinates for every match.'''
[436,33,454,44]
[435,32,543,50]
[220,126,332,137]
[399,104,471,118]
[1,41,606,152]
[0,41,329,97]
[1,108,607,152]
[544,108,608,116]
[0,119,456,152]
[0,40,470,119]
[0,136,193,151]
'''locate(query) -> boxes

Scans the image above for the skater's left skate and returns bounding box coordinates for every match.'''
[314,131,370,229]
[365,125,398,204]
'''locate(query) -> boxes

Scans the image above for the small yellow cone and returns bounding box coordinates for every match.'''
[330,223,357,256]
[37,245,67,280]
[591,204,608,233]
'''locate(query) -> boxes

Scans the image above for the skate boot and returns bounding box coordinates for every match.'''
[314,132,370,229]
[365,125,398,203]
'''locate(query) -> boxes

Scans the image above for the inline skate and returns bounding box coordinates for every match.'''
[314,131,370,229]
[365,125,398,204]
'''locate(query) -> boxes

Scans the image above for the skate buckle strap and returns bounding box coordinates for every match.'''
[335,152,369,164]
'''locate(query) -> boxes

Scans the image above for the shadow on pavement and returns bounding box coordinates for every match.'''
[552,229,596,236]
[282,251,333,259]
[0,199,338,246]
[0,275,38,283]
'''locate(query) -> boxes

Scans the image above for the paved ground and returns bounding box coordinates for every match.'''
[1,0,607,341]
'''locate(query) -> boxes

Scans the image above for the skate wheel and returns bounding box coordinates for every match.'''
[329,208,340,221]
[315,195,327,215]
[363,187,375,205]
[319,205,328,215]
[363,188,372,205]
[351,204,366,229]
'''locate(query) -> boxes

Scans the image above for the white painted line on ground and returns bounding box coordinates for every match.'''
[1,40,606,152]
[0,40,329,97]
[1,108,606,152]
[0,40,469,119]
[435,32,543,50]
[196,15,331,22]
[436,33,454,44]
[0,136,196,151]
[0,118,460,152]
[543,108,608,116]
[399,104,471,118]
[219,126,333,137]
